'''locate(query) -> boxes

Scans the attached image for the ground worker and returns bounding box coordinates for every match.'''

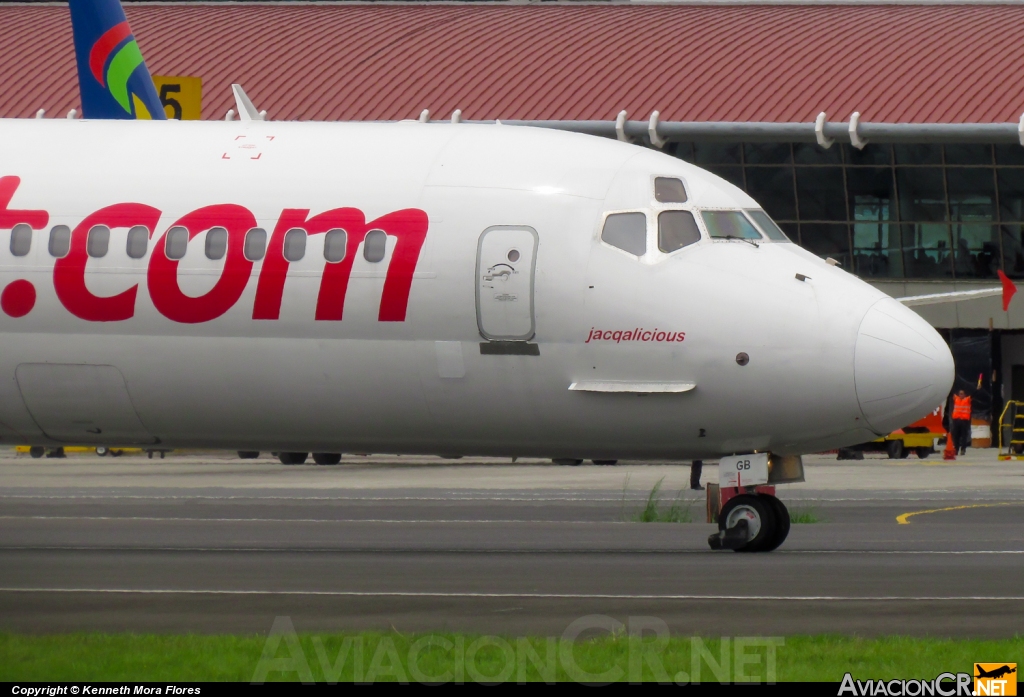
[951,389,972,456]
[690,460,703,490]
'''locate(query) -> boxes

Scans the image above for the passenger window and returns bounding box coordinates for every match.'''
[244,228,267,261]
[701,211,763,240]
[126,226,149,259]
[601,212,647,256]
[658,211,701,252]
[283,228,306,262]
[324,229,347,263]
[165,226,188,260]
[654,177,687,203]
[363,229,386,262]
[48,225,70,258]
[10,223,32,257]
[747,209,791,241]
[87,225,110,258]
[205,227,228,260]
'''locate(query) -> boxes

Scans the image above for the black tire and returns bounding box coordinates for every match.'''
[29,446,44,459]
[553,458,583,466]
[312,453,342,465]
[237,451,260,459]
[760,496,791,552]
[278,452,308,465]
[914,446,934,459]
[592,459,618,465]
[886,440,904,459]
[718,494,777,553]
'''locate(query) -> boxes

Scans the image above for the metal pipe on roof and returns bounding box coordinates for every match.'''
[490,118,1024,144]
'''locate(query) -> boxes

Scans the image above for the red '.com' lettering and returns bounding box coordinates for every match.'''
[1,176,429,324]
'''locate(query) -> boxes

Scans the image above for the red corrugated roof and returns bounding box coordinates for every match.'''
[3,2,1024,123]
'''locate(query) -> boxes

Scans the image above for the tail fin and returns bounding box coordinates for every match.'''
[69,0,165,119]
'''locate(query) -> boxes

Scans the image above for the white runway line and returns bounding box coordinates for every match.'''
[0,516,628,524]
[1,587,1024,601]
[4,494,1023,502]
[0,495,652,502]
[1,545,1023,554]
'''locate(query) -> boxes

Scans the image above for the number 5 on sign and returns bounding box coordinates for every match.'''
[152,76,202,120]
[719,453,769,488]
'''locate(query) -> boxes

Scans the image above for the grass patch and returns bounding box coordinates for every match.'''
[788,506,820,524]
[631,477,693,523]
[1,632,1021,682]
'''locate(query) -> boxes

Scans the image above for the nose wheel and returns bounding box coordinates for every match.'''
[708,494,790,552]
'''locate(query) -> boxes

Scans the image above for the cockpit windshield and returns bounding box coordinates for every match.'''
[701,211,763,240]
[746,209,791,242]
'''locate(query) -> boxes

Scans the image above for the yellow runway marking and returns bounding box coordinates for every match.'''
[896,502,1022,524]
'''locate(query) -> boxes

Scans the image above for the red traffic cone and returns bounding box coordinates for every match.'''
[943,431,956,460]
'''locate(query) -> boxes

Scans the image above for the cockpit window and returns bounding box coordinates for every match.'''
[654,177,687,203]
[746,209,790,241]
[658,211,701,253]
[601,212,647,256]
[701,211,763,240]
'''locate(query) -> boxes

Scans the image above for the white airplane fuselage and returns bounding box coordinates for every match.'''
[0,119,953,459]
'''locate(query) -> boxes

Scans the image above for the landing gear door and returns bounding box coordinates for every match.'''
[476,226,538,341]
[16,364,157,444]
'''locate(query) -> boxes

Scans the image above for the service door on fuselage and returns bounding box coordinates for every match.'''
[476,226,538,341]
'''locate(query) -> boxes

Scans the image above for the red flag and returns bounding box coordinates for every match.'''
[998,270,1017,312]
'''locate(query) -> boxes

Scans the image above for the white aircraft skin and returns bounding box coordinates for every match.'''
[0,118,954,459]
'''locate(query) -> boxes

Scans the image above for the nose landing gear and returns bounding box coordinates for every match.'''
[707,492,790,552]
[706,453,802,553]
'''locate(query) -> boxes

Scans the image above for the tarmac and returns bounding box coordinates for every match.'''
[1,448,1023,637]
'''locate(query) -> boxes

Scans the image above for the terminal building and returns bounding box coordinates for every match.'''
[2,0,1023,426]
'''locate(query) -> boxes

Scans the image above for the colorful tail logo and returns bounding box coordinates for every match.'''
[69,0,166,120]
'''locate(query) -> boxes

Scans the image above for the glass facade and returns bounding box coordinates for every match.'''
[671,142,1024,279]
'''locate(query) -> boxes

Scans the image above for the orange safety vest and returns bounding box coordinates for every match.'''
[952,395,972,420]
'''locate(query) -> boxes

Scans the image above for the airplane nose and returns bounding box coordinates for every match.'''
[854,298,955,435]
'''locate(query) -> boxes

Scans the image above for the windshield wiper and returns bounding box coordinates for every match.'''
[721,235,759,248]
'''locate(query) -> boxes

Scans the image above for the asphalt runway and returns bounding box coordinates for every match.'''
[1,450,1023,637]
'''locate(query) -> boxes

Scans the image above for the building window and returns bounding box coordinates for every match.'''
[674,141,1024,279]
